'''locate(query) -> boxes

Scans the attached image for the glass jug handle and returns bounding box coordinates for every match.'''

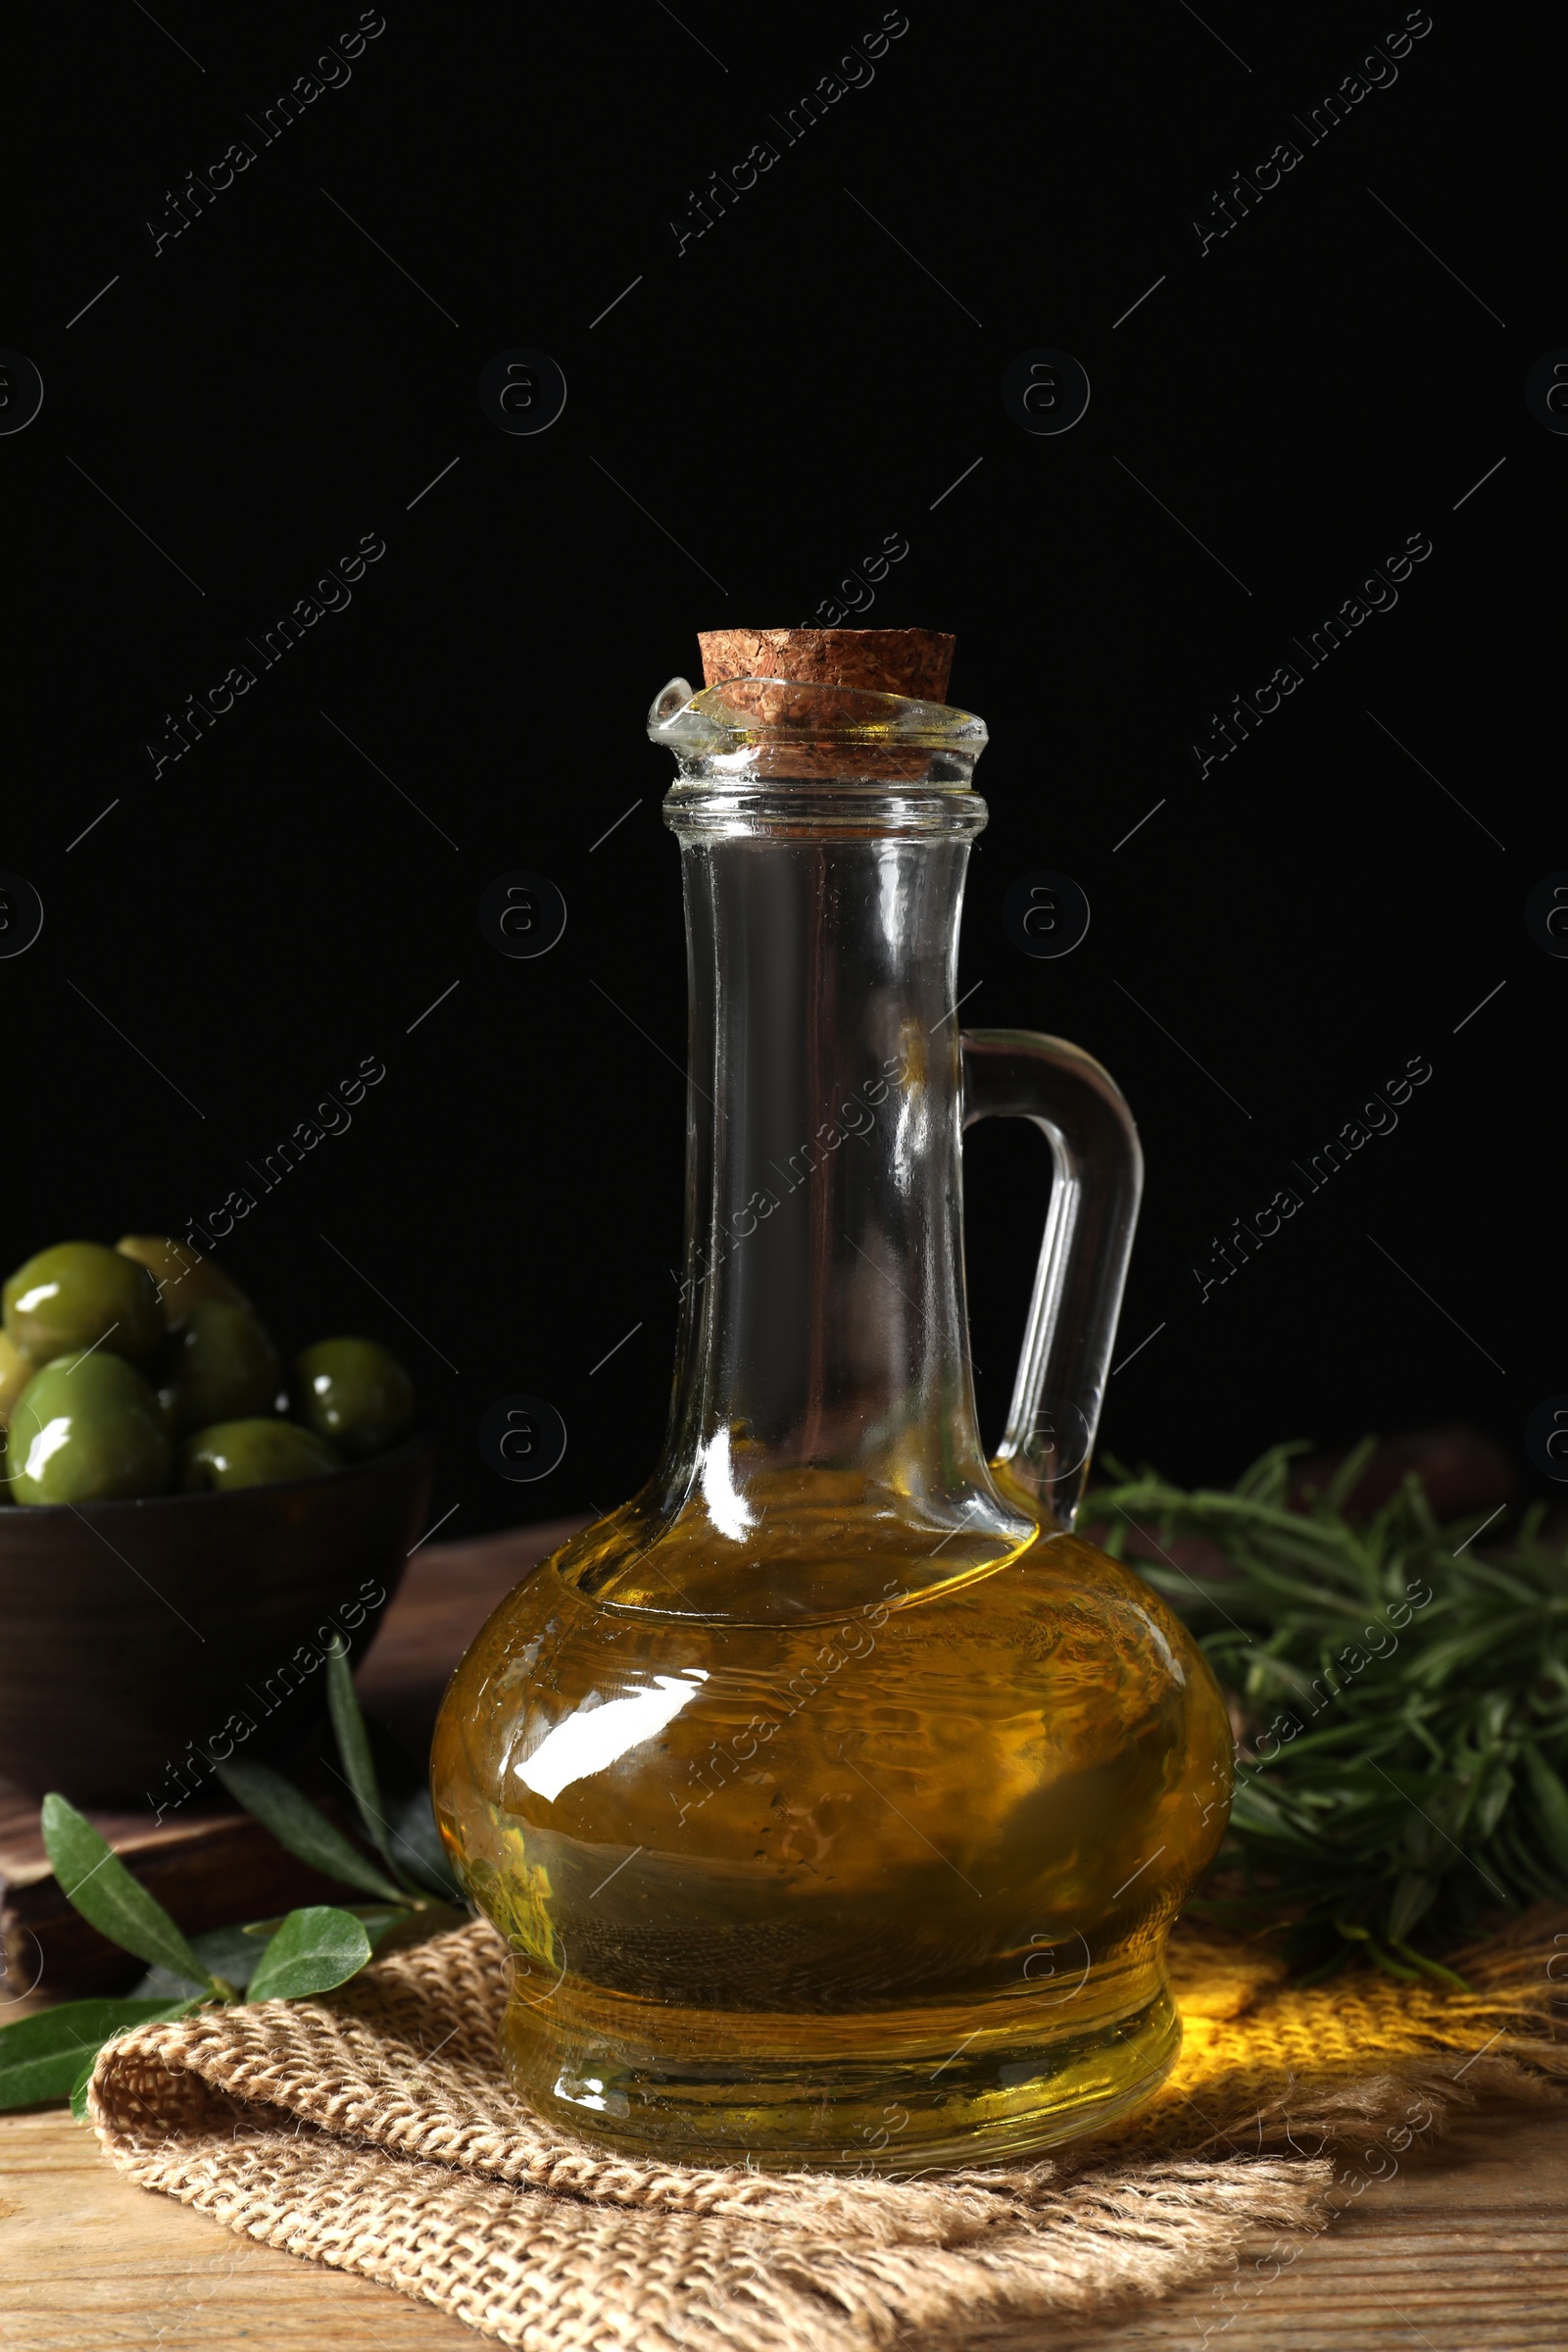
[960,1029,1145,1531]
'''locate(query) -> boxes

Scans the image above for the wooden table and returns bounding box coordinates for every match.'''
[2,1519,1565,2350]
[4,2099,1563,2349]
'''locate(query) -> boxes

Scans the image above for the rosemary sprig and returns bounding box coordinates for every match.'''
[1089,1440,1568,1977]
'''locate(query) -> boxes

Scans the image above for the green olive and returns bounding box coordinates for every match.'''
[116,1234,251,1331]
[292,1338,416,1460]
[158,1300,281,1436]
[7,1350,172,1505]
[0,1331,30,1426]
[179,1418,339,1494]
[0,1336,23,1503]
[4,1242,162,1369]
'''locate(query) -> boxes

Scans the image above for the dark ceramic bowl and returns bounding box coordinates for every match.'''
[0,1435,435,1805]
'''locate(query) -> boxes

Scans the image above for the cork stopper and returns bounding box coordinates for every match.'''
[698,627,954,704]
[681,629,960,786]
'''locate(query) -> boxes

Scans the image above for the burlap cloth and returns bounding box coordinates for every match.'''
[88,1910,1568,2350]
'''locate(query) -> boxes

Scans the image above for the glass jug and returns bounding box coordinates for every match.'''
[432,635,1232,2172]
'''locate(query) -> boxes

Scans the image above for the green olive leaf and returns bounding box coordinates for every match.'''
[131,1920,277,2000]
[245,1905,372,2002]
[323,1636,406,1885]
[0,1998,199,2112]
[232,1902,461,1954]
[41,1794,220,1990]
[214,1759,406,1905]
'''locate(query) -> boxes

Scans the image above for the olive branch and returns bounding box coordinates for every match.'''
[0,1640,466,2115]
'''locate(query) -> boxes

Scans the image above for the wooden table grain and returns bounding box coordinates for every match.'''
[3,2102,1564,2351]
[3,1517,1565,2350]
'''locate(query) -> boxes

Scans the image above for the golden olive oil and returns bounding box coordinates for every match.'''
[431,1498,1231,2172]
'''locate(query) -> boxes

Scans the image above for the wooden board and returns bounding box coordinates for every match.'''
[1,2101,1564,2348]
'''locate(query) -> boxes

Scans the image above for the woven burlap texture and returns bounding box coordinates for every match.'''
[89,1909,1568,2351]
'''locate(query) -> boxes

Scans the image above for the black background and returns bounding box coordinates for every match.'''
[1,0,1555,1543]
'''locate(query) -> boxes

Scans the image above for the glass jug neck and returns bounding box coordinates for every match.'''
[648,818,1022,1558]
